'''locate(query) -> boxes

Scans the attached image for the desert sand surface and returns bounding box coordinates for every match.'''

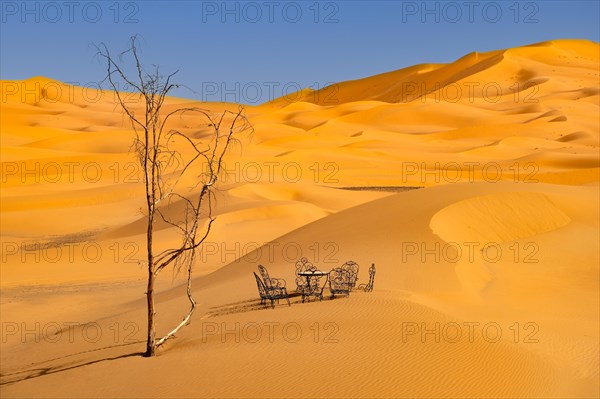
[1,39,599,398]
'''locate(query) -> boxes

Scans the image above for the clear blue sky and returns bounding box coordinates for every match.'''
[1,0,599,103]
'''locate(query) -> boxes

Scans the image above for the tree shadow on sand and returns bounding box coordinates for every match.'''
[0,341,144,386]
[2,294,345,386]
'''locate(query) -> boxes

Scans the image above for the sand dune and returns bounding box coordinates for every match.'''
[430,191,572,243]
[1,39,598,398]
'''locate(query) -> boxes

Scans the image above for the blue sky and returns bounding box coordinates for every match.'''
[1,0,599,103]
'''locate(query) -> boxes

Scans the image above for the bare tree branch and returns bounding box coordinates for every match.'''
[97,36,251,357]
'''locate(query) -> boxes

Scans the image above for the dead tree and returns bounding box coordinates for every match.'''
[97,36,251,357]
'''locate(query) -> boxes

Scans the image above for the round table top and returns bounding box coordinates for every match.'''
[298,270,330,276]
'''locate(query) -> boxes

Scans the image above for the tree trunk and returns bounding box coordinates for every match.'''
[145,204,156,357]
[145,268,156,356]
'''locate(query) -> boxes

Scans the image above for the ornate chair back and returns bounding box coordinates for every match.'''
[258,264,274,289]
[329,267,352,297]
[341,261,360,290]
[253,272,267,304]
[361,263,376,292]
[295,257,316,291]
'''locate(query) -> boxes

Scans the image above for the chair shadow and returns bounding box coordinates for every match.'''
[0,341,144,386]
[205,291,345,318]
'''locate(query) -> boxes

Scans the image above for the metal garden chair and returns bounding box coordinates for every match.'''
[253,272,290,309]
[358,263,376,292]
